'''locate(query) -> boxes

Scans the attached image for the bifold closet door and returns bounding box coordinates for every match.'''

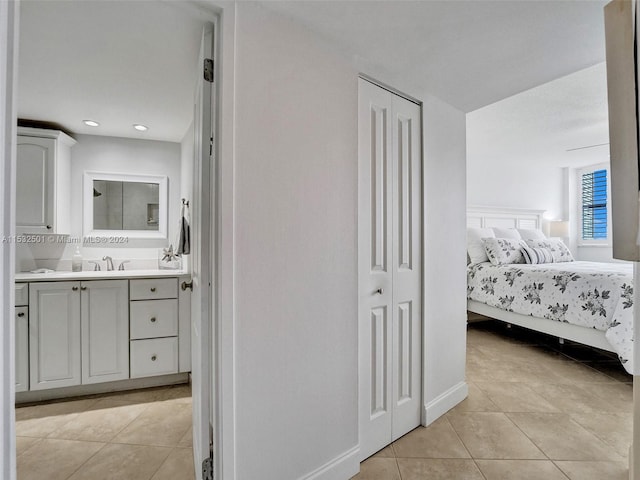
[358,78,422,461]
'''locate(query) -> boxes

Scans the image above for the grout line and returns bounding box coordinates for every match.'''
[63,441,109,480]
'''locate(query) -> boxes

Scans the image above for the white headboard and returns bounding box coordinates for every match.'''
[467,206,545,230]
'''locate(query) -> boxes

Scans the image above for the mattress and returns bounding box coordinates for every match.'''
[467,261,634,373]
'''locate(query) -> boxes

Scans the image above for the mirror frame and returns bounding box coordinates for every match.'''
[83,171,168,240]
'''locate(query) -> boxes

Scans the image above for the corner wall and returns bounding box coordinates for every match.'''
[234,4,359,479]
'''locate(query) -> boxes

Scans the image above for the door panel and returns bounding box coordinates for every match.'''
[29,282,81,390]
[359,78,422,459]
[191,23,215,479]
[81,280,129,384]
[391,95,422,441]
[15,306,29,392]
[16,136,54,229]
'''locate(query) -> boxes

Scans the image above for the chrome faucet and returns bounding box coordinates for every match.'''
[103,256,114,271]
[118,260,130,271]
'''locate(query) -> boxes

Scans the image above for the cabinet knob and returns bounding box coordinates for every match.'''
[375,288,384,295]
[72,286,79,291]
[46,225,52,230]
[151,355,157,362]
[17,312,24,317]
[81,286,87,291]
[150,317,157,323]
[150,287,156,292]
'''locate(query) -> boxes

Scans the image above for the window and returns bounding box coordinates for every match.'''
[579,166,609,242]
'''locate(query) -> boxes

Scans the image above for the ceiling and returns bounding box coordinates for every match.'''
[17,0,609,142]
[467,62,610,169]
[264,0,608,113]
[18,1,207,142]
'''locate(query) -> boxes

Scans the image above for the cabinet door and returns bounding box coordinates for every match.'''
[29,282,81,390]
[16,136,54,232]
[15,307,29,393]
[81,280,129,384]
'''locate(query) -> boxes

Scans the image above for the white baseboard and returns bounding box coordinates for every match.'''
[422,381,468,425]
[299,445,360,480]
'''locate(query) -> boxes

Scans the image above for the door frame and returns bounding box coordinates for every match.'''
[0,0,18,478]
[0,2,238,479]
[356,74,425,458]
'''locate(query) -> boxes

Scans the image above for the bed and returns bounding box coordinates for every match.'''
[466,206,635,374]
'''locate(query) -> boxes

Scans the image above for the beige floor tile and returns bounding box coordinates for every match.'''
[155,384,192,404]
[475,459,569,480]
[475,382,561,413]
[68,443,172,480]
[351,457,400,480]
[586,382,633,412]
[448,382,500,414]
[177,426,193,448]
[151,447,195,480]
[507,413,623,461]
[447,412,545,459]
[569,412,632,456]
[555,460,628,480]
[48,401,149,442]
[536,357,619,384]
[393,418,470,459]
[94,388,165,406]
[396,458,485,480]
[16,398,100,437]
[112,402,192,447]
[16,436,41,457]
[526,383,612,413]
[371,445,394,458]
[16,398,99,421]
[16,438,104,480]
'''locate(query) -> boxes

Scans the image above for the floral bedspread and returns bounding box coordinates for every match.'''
[467,261,635,373]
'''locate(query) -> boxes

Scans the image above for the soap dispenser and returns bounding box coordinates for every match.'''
[72,246,83,272]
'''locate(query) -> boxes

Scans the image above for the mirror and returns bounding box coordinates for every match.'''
[84,172,168,239]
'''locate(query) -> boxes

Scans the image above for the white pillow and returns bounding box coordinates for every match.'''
[467,228,495,264]
[518,228,546,241]
[492,228,522,240]
[482,238,525,265]
[521,245,554,264]
[525,239,574,263]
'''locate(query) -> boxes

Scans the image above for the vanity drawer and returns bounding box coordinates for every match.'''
[130,299,178,339]
[15,283,28,306]
[130,278,177,300]
[130,337,178,378]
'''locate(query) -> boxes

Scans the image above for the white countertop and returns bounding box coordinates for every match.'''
[15,269,189,282]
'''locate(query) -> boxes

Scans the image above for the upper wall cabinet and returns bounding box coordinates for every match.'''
[16,127,76,234]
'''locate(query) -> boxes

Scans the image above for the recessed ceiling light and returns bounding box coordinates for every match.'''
[133,124,148,132]
[83,120,99,127]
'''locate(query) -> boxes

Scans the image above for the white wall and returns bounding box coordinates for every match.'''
[231,3,468,479]
[16,134,182,271]
[423,95,468,422]
[233,4,359,479]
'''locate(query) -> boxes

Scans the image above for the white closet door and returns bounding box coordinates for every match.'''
[390,94,422,440]
[358,78,422,460]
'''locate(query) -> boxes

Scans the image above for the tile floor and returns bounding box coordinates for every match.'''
[353,320,633,480]
[16,383,194,480]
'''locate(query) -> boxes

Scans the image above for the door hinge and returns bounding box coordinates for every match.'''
[202,455,213,480]
[209,136,213,156]
[204,58,214,83]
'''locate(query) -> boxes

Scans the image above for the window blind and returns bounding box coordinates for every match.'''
[581,169,607,240]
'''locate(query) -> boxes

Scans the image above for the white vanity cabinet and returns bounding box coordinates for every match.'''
[16,127,76,234]
[29,282,81,390]
[15,283,29,393]
[81,280,129,384]
[130,278,179,378]
[29,280,129,390]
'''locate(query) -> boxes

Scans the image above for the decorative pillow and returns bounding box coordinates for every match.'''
[518,228,546,241]
[467,228,495,264]
[525,239,574,263]
[521,245,554,264]
[481,238,525,265]
[492,228,522,240]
